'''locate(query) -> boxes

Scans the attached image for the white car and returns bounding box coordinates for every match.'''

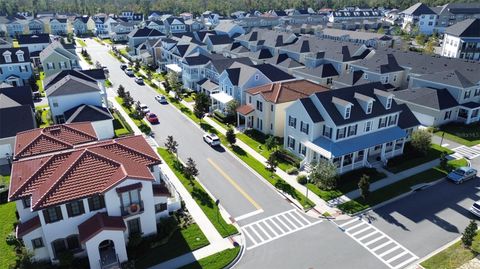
[140,104,150,113]
[203,133,221,147]
[124,68,134,76]
[471,201,480,217]
[134,77,144,84]
[155,95,167,104]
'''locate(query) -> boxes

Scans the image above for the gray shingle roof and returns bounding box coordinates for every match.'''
[45,75,100,97]
[394,87,458,110]
[445,19,480,38]
[64,104,112,123]
[401,3,435,16]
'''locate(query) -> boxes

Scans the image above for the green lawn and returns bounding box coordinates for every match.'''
[108,51,125,63]
[36,71,45,95]
[112,111,132,137]
[337,159,467,214]
[103,39,113,45]
[306,168,387,201]
[135,224,209,269]
[105,79,112,88]
[75,38,87,47]
[0,175,17,269]
[35,105,51,128]
[421,234,480,269]
[436,123,480,146]
[179,246,240,269]
[386,144,454,174]
[114,97,151,134]
[157,148,238,238]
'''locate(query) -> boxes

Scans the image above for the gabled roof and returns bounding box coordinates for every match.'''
[295,64,339,78]
[64,105,113,123]
[254,63,295,82]
[39,41,77,62]
[45,74,100,97]
[0,105,35,139]
[401,3,435,16]
[128,28,164,38]
[14,123,98,159]
[207,34,233,45]
[0,85,34,108]
[394,87,458,111]
[247,79,329,104]
[16,34,50,44]
[44,69,102,89]
[300,98,323,123]
[445,19,480,38]
[78,213,126,243]
[334,70,370,87]
[417,70,476,88]
[9,135,161,210]
[0,47,30,64]
[214,21,241,33]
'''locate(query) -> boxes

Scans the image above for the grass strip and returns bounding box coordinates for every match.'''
[179,246,241,269]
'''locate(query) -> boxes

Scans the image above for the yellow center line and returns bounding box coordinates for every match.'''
[207,158,262,210]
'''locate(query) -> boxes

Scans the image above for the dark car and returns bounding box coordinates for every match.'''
[120,63,128,70]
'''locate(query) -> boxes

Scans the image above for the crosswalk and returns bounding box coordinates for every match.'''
[336,218,418,269]
[452,145,480,160]
[242,209,322,250]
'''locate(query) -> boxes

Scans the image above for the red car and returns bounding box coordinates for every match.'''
[146,113,159,124]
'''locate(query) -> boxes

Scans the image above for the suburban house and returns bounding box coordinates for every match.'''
[318,28,393,48]
[148,11,164,21]
[0,47,33,86]
[236,79,329,137]
[50,18,70,36]
[440,19,480,61]
[214,21,245,38]
[72,16,95,36]
[283,82,420,173]
[39,41,80,78]
[9,126,180,269]
[28,19,45,34]
[44,70,111,133]
[0,38,12,48]
[203,34,233,53]
[400,3,437,34]
[431,3,480,33]
[4,17,28,37]
[185,19,204,32]
[215,62,295,112]
[127,28,164,55]
[0,84,35,165]
[145,20,166,33]
[163,17,187,35]
[109,20,135,42]
[17,34,51,66]
[328,9,383,23]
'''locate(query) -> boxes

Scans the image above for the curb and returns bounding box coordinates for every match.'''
[225,237,246,269]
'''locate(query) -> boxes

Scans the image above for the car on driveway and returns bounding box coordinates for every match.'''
[140,104,150,114]
[203,133,221,147]
[120,63,128,70]
[124,68,134,76]
[146,113,159,124]
[155,95,167,104]
[134,77,144,84]
[447,166,477,184]
[470,201,480,217]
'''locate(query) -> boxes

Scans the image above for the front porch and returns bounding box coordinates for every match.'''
[210,91,234,114]
[236,104,255,130]
[303,127,407,174]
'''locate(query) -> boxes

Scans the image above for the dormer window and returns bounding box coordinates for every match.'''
[3,51,11,63]
[465,90,471,99]
[254,74,259,80]
[366,101,373,114]
[345,106,351,119]
[16,51,24,62]
[363,73,368,79]
[386,97,392,109]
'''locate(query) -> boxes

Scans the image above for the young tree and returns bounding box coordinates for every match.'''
[184,158,199,182]
[226,127,236,146]
[377,27,385,34]
[165,135,179,155]
[265,135,278,152]
[266,152,278,175]
[194,92,210,119]
[411,129,432,155]
[439,152,448,170]
[225,99,239,117]
[424,39,435,55]
[134,101,145,119]
[117,84,126,98]
[415,33,427,46]
[358,174,370,200]
[462,220,478,248]
[310,159,338,190]
[123,91,134,109]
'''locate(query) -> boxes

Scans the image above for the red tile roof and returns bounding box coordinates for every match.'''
[236,104,255,115]
[16,216,41,238]
[14,123,98,159]
[246,79,329,104]
[78,213,126,243]
[9,135,161,210]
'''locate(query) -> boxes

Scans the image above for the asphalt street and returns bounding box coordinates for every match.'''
[83,38,480,269]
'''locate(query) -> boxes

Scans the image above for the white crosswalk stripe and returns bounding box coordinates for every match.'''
[242,209,322,251]
[336,218,418,269]
[453,145,480,160]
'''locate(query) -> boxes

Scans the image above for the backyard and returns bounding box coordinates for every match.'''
[435,123,480,147]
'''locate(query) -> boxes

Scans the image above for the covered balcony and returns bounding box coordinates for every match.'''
[458,102,480,124]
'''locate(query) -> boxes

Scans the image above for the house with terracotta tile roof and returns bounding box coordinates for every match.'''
[236,79,329,137]
[9,124,180,269]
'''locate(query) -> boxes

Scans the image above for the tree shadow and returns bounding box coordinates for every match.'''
[231,145,247,156]
[191,187,213,208]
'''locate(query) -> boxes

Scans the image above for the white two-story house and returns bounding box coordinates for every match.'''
[284,82,420,173]
[9,124,180,269]
[400,3,437,34]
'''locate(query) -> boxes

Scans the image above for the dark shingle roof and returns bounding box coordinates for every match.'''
[0,85,33,108]
[401,3,435,16]
[300,98,323,123]
[397,104,420,129]
[445,19,480,38]
[0,105,35,138]
[64,105,112,123]
[394,88,458,110]
[0,48,30,64]
[16,34,50,44]
[129,28,164,38]
[255,63,295,82]
[208,34,233,45]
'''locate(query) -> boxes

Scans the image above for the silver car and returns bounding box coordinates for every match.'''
[447,166,477,184]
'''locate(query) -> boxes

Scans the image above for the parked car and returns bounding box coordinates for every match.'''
[155,95,167,104]
[140,104,150,114]
[447,167,477,184]
[203,133,221,147]
[146,113,159,124]
[124,68,134,76]
[120,63,128,70]
[470,201,480,217]
[134,77,144,84]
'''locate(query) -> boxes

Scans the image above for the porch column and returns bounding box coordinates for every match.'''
[237,113,240,127]
[362,149,368,166]
[381,143,386,161]
[401,138,406,153]
[340,155,344,174]
[351,152,356,170]
[467,110,473,124]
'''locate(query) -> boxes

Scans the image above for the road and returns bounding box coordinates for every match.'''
[85,38,477,269]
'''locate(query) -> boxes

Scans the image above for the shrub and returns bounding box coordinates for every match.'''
[139,123,151,134]
[277,149,301,168]
[58,251,74,267]
[286,167,299,175]
[297,174,308,185]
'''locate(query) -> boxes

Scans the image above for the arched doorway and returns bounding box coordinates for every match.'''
[98,240,118,268]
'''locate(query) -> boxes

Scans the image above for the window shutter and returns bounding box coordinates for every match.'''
[306,124,309,135]
[336,129,339,139]
[66,203,72,218]
[378,118,381,128]
[87,197,93,211]
[56,206,63,221]
[43,210,50,223]
[79,201,85,214]
[294,118,297,128]
[99,196,106,209]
